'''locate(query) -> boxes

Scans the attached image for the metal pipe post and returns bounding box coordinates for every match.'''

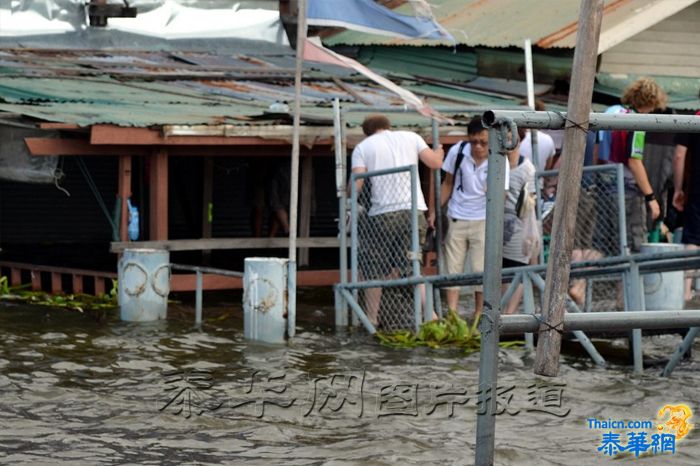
[432,118,444,279]
[334,99,349,327]
[339,288,376,334]
[195,270,203,326]
[474,123,509,466]
[431,118,444,317]
[425,282,434,323]
[523,39,540,171]
[625,261,645,373]
[499,272,522,309]
[350,172,360,327]
[662,327,699,377]
[522,272,536,350]
[616,163,629,255]
[411,164,422,331]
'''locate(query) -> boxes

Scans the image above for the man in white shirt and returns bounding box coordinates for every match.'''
[429,117,508,320]
[351,114,444,326]
[519,129,556,171]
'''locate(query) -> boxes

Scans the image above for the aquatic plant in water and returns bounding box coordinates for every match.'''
[0,276,118,312]
[376,310,523,354]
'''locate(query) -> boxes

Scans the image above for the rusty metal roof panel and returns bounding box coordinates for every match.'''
[0,47,530,128]
[0,100,266,127]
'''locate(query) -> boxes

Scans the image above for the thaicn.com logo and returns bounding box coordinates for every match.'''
[586,404,694,458]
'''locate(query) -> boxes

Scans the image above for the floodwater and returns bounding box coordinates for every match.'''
[1,298,699,466]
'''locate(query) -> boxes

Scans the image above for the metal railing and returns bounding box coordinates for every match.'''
[170,263,243,326]
[347,164,424,332]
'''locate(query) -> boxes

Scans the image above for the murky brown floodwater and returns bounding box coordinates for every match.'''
[1,298,699,465]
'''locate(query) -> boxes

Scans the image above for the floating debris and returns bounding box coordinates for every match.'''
[376,310,524,353]
[0,276,118,312]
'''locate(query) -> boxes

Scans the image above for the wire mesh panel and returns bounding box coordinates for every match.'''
[537,165,626,312]
[351,166,424,331]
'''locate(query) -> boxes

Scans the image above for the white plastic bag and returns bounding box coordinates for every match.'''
[521,209,542,261]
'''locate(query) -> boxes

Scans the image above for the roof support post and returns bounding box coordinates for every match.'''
[202,157,214,263]
[118,155,132,242]
[298,155,313,267]
[149,148,169,241]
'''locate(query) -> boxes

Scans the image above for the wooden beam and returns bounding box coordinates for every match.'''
[298,156,313,266]
[110,236,341,253]
[51,272,62,293]
[94,278,106,296]
[31,270,41,291]
[38,123,83,130]
[25,138,149,156]
[535,0,604,377]
[171,274,241,291]
[118,155,132,242]
[10,268,21,286]
[72,274,83,294]
[0,261,116,279]
[149,148,169,241]
[90,125,463,148]
[23,138,337,157]
[91,125,335,146]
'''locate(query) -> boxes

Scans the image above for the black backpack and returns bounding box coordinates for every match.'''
[452,140,469,193]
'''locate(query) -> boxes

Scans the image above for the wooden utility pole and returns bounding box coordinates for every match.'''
[534,0,604,377]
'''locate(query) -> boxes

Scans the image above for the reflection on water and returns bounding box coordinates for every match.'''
[1,303,699,465]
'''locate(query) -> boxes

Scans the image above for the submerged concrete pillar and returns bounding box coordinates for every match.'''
[118,248,169,321]
[243,257,288,344]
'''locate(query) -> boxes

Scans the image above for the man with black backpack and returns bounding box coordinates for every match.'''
[429,116,508,320]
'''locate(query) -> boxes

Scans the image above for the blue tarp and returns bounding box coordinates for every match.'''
[307,0,453,41]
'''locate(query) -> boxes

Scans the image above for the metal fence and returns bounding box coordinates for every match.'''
[536,163,627,313]
[349,164,424,332]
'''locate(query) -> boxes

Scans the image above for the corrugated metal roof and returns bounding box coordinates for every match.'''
[325,0,699,50]
[356,46,478,82]
[0,48,535,128]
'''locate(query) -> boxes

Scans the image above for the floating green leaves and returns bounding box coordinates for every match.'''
[376,310,524,354]
[0,276,118,313]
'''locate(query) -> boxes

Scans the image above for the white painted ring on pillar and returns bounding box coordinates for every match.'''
[123,262,148,297]
[151,264,171,298]
[246,277,279,313]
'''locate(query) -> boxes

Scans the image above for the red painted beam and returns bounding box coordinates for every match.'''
[26,134,467,158]
[10,268,21,286]
[91,125,308,146]
[149,148,169,241]
[31,270,41,291]
[72,274,83,294]
[171,274,241,291]
[0,261,116,279]
[118,155,132,242]
[51,272,62,293]
[39,123,82,130]
[170,269,345,291]
[25,138,149,156]
[94,278,106,296]
[25,138,337,157]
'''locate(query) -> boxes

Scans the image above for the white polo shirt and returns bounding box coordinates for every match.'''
[519,130,556,171]
[351,130,429,216]
[443,142,509,221]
